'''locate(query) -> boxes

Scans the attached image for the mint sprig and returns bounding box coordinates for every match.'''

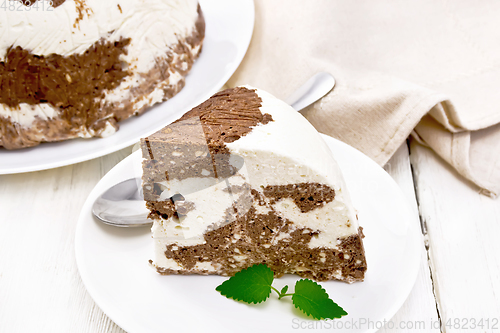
[215,264,347,320]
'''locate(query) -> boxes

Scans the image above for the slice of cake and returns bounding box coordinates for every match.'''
[141,87,367,282]
[0,0,204,149]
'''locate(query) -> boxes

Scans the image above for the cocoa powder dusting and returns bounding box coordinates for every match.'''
[73,0,93,28]
[177,86,272,149]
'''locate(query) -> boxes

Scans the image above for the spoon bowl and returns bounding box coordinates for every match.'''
[92,178,151,227]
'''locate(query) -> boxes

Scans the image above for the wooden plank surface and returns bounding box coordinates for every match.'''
[0,147,131,333]
[410,141,500,333]
[377,143,440,333]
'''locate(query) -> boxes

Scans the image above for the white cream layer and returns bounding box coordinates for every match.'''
[0,102,117,138]
[153,87,360,270]
[0,0,198,62]
[0,103,57,127]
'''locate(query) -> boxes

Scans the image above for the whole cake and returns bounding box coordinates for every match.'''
[0,0,204,149]
[141,87,367,282]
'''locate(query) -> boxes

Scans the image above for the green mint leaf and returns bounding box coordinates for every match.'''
[292,279,348,320]
[280,285,289,295]
[215,264,274,304]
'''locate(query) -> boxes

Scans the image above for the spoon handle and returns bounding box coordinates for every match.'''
[285,72,335,112]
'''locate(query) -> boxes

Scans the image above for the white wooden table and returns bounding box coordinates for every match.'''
[1,139,499,332]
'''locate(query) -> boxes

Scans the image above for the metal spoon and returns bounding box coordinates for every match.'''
[92,72,336,227]
[285,72,336,111]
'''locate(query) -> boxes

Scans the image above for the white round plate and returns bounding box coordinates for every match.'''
[75,134,422,333]
[0,0,254,175]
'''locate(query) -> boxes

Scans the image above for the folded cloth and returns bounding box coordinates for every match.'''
[227,0,500,197]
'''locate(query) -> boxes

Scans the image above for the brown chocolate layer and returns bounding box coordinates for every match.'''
[147,192,196,220]
[264,183,335,213]
[0,6,205,150]
[154,186,367,283]
[0,37,130,108]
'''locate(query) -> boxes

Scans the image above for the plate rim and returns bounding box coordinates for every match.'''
[0,0,255,175]
[75,134,422,333]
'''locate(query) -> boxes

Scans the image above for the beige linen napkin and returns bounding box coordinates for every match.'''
[227,0,500,197]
